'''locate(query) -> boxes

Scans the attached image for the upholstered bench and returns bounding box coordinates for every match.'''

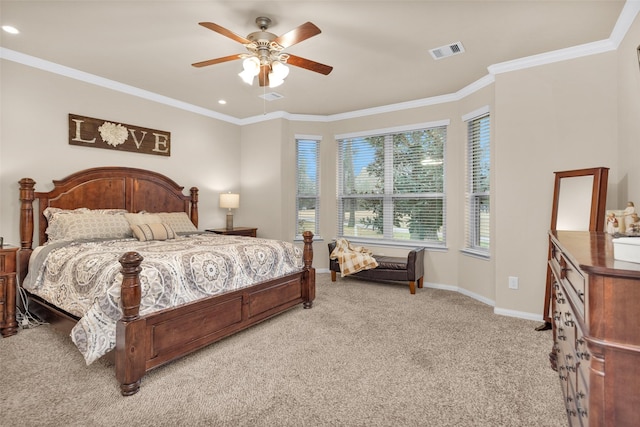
[328,242,425,294]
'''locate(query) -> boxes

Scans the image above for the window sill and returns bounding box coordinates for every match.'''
[460,248,490,260]
[334,237,447,251]
[294,235,324,243]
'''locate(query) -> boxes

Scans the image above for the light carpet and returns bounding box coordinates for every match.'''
[1,273,566,426]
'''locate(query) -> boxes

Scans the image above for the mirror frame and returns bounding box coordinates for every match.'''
[550,167,609,232]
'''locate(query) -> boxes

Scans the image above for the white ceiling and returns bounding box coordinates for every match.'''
[0,1,628,121]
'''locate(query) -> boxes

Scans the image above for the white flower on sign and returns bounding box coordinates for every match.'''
[98,122,128,147]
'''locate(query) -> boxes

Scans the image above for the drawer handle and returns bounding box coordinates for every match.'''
[564,312,574,327]
[577,351,590,361]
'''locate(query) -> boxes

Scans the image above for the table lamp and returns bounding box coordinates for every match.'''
[219,192,240,230]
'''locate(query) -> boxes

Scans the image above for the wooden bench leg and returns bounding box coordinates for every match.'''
[409,281,416,294]
[331,270,337,282]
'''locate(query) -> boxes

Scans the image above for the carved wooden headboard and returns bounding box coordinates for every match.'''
[18,166,199,280]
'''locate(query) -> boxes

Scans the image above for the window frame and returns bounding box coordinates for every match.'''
[335,120,449,248]
[462,106,491,258]
[295,135,321,240]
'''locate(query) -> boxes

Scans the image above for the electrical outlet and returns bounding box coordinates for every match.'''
[508,276,519,290]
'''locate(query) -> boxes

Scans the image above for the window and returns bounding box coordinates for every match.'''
[296,137,320,238]
[336,122,447,246]
[464,109,490,254]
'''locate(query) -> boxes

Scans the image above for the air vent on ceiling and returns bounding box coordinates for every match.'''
[429,41,465,60]
[259,92,285,101]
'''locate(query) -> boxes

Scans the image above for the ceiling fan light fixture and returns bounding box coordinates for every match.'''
[242,57,260,74]
[238,69,256,85]
[194,18,332,87]
[268,61,289,88]
[271,61,289,80]
[239,57,261,84]
[268,76,284,88]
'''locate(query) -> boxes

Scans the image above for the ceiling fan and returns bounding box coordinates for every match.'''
[192,17,333,88]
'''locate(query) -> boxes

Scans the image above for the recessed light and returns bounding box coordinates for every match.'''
[218,99,227,105]
[2,25,20,34]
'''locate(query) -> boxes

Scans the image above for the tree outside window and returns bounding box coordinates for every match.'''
[337,126,446,245]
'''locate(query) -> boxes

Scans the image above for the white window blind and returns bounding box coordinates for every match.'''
[465,112,490,254]
[337,126,446,246]
[296,138,320,238]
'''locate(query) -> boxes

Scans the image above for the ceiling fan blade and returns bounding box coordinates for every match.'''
[191,54,243,68]
[273,22,321,48]
[258,64,270,87]
[286,54,333,75]
[198,22,251,45]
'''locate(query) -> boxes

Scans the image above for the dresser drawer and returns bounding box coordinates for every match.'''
[563,254,586,304]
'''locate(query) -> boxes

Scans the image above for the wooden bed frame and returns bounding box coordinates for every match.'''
[18,166,315,396]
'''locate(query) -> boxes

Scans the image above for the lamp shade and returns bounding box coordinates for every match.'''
[219,193,240,209]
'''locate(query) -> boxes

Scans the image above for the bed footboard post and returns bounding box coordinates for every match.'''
[116,251,146,396]
[302,231,315,309]
[18,178,35,282]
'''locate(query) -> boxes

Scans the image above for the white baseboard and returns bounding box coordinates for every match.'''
[425,282,543,322]
[317,272,543,322]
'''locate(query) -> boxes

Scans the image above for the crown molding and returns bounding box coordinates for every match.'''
[0,47,244,126]
[2,1,638,126]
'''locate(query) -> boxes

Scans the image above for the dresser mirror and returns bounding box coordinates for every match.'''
[537,167,609,330]
[550,168,609,232]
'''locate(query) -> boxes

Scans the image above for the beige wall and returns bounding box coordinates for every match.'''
[493,52,618,316]
[617,12,640,204]
[0,61,241,246]
[2,13,640,320]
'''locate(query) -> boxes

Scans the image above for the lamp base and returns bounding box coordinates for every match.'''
[226,212,234,230]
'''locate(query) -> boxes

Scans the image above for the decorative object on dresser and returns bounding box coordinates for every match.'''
[219,192,240,230]
[206,227,257,237]
[537,167,609,332]
[0,244,18,337]
[549,230,640,426]
[18,167,315,396]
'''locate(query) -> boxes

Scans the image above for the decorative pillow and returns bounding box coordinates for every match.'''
[130,223,176,241]
[47,212,132,243]
[124,213,163,226]
[155,212,198,233]
[44,207,128,221]
[44,207,129,242]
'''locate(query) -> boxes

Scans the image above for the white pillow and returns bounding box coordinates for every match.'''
[45,208,129,242]
[155,212,198,233]
[124,212,163,226]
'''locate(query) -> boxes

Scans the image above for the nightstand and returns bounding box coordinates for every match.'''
[206,227,258,237]
[0,245,19,337]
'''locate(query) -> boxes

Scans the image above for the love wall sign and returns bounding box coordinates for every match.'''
[69,114,171,156]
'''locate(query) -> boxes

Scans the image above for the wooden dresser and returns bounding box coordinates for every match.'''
[549,231,640,426]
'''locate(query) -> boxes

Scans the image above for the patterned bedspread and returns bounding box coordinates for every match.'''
[23,233,303,364]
